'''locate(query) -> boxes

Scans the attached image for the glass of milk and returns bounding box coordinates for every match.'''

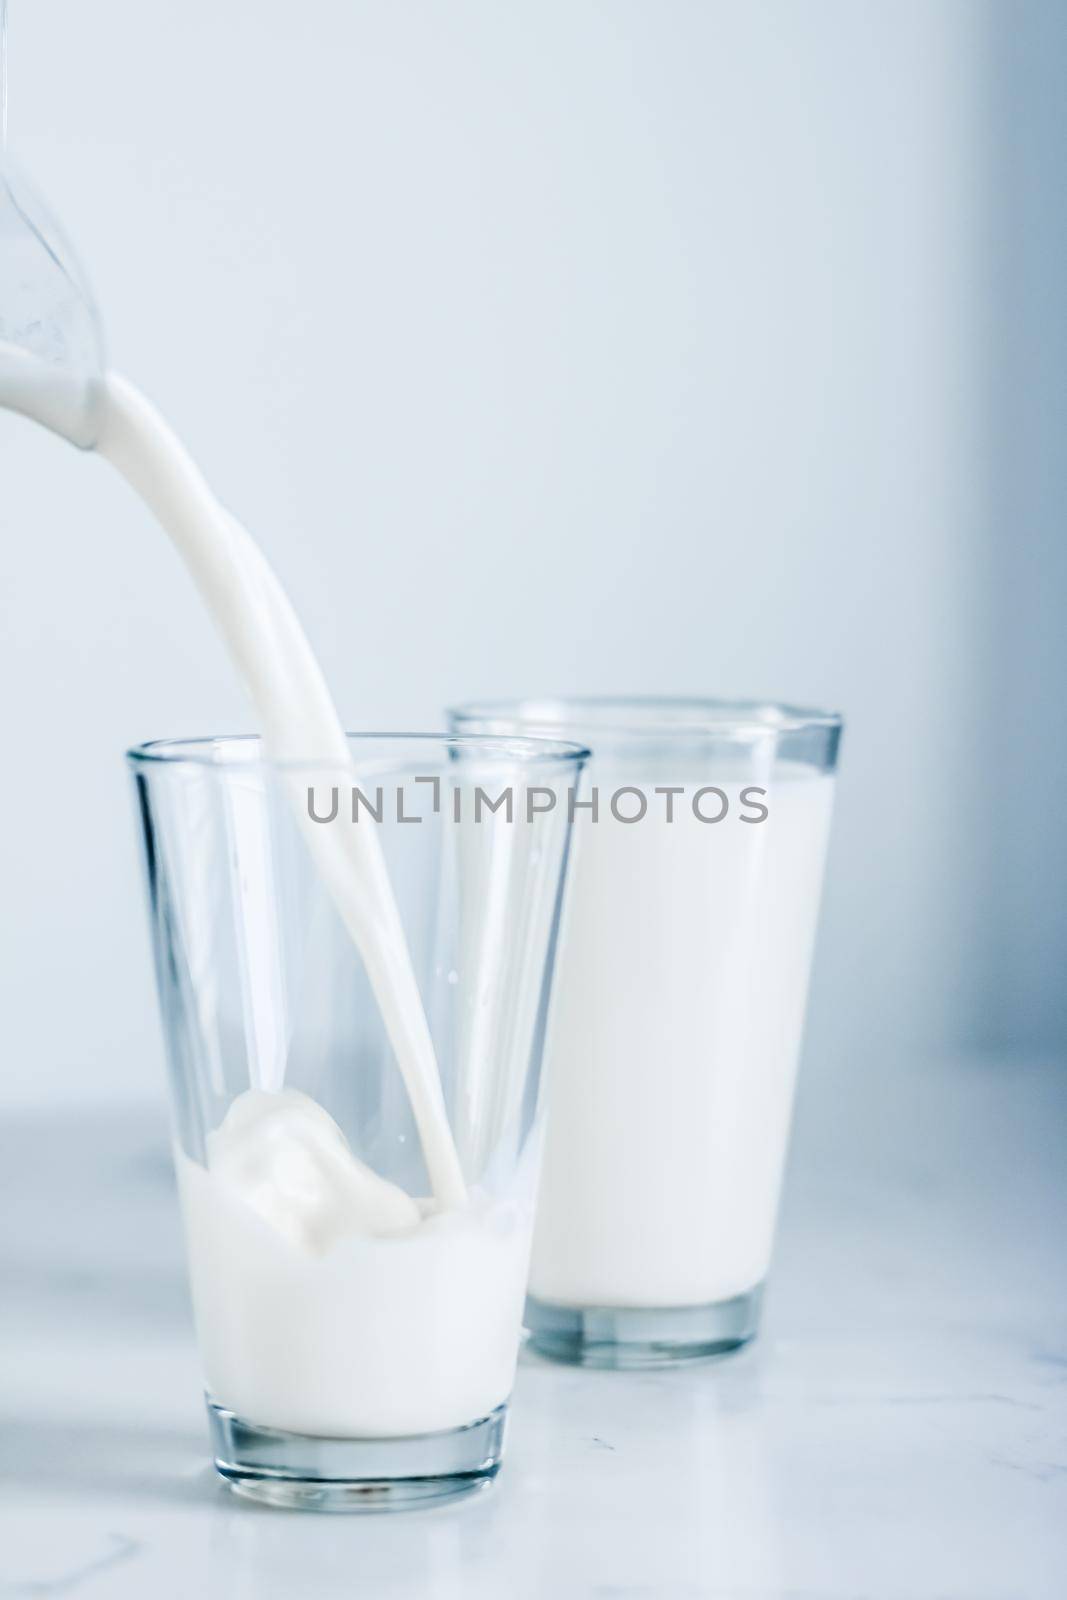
[449,698,842,1367]
[128,731,587,1508]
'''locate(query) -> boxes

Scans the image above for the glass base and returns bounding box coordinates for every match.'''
[524,1285,763,1369]
[207,1399,507,1512]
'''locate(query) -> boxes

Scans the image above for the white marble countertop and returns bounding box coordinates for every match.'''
[2,1053,1065,1599]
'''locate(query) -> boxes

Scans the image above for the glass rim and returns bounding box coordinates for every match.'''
[448,694,843,737]
[125,731,592,774]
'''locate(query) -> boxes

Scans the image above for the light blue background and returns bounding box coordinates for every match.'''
[0,0,1063,1105]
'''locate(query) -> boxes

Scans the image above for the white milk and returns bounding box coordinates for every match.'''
[95,377,466,1212]
[177,1091,532,1437]
[1,360,506,1431]
[0,352,463,1207]
[529,769,834,1309]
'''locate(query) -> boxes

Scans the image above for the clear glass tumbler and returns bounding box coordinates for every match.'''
[128,732,587,1508]
[449,698,842,1368]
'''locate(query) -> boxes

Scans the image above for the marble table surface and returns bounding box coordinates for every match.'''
[2,1052,1065,1599]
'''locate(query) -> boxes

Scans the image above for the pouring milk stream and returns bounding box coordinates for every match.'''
[1,373,466,1214]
